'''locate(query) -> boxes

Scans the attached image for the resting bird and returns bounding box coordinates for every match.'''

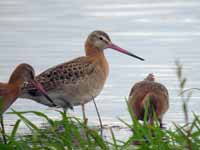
[128,74,169,127]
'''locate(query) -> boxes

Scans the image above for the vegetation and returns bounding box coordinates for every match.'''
[0,61,200,150]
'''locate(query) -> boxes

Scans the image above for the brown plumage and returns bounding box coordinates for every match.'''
[20,30,144,126]
[0,63,54,113]
[128,74,169,127]
[0,63,54,144]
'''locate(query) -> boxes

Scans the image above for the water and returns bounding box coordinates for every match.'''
[0,0,200,139]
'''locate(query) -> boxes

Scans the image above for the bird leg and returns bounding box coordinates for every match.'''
[81,104,88,125]
[92,96,103,137]
[159,118,164,129]
[0,114,7,144]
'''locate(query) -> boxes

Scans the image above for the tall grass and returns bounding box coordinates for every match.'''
[0,62,200,150]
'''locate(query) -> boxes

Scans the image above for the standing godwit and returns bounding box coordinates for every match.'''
[128,74,169,127]
[0,63,54,143]
[20,30,144,127]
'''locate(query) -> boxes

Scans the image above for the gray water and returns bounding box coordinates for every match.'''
[0,0,200,139]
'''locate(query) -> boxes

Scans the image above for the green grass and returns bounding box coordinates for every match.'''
[0,61,200,150]
[1,104,200,150]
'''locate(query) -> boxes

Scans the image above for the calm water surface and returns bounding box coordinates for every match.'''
[0,0,200,139]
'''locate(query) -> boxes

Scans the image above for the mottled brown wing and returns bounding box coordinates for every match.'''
[129,81,148,103]
[24,57,96,96]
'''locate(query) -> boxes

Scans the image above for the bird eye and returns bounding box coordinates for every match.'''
[99,37,103,40]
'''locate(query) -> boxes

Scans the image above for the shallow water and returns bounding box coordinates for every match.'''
[0,0,200,139]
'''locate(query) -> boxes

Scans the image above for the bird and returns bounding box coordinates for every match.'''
[128,73,169,128]
[0,63,55,143]
[20,30,145,130]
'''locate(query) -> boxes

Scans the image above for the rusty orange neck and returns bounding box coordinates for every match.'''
[85,42,103,57]
[85,42,109,78]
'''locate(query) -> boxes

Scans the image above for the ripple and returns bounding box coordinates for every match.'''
[85,2,200,10]
[111,32,200,37]
[83,10,173,17]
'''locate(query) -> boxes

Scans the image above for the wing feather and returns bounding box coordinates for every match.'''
[23,57,96,96]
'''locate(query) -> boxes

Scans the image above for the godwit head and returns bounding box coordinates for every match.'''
[9,64,35,86]
[8,63,55,109]
[0,63,55,144]
[9,64,42,94]
[145,73,155,81]
[85,30,144,61]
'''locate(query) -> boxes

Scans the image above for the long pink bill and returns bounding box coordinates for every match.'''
[31,80,57,107]
[108,43,144,61]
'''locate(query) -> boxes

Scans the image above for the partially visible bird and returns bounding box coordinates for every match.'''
[128,74,169,127]
[0,63,55,113]
[0,63,55,143]
[20,30,144,129]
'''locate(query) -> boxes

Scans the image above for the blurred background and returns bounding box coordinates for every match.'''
[0,0,200,137]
